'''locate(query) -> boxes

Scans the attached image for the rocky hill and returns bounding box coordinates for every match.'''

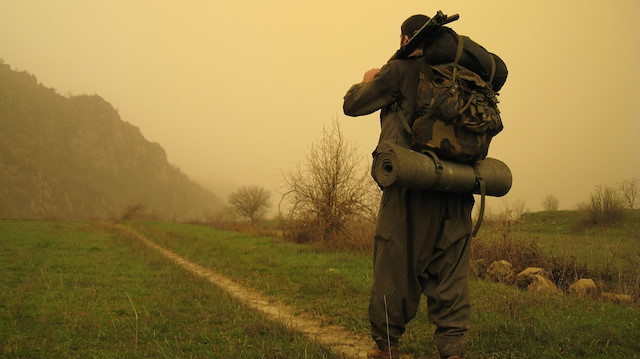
[0,61,223,221]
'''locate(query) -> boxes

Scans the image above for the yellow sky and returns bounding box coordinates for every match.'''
[1,0,639,211]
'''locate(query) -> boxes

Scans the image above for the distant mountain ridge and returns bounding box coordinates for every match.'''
[0,61,223,220]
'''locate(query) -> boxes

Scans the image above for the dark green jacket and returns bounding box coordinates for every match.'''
[343,56,473,357]
[343,56,423,150]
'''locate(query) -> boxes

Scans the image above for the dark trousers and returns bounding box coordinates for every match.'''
[370,186,474,357]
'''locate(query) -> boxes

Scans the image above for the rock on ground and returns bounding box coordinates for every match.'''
[486,260,515,284]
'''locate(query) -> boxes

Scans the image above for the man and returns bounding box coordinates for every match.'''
[343,14,473,359]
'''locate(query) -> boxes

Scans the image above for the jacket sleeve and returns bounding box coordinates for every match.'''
[343,63,399,117]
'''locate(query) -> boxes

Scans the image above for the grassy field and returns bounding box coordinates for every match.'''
[0,220,336,358]
[1,217,639,358]
[514,210,640,268]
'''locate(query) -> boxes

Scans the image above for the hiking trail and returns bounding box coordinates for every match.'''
[111,224,407,359]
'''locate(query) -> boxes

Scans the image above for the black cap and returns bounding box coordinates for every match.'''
[401,14,430,37]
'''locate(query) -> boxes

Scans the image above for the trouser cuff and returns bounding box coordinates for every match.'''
[435,334,466,358]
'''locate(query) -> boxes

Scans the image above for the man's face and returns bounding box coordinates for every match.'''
[400,34,410,46]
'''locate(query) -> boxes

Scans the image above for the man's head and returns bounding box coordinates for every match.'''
[400,14,430,45]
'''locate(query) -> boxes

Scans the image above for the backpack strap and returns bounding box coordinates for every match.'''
[423,149,444,174]
[454,34,465,65]
[395,105,413,135]
[489,54,496,88]
[397,61,432,136]
[452,34,465,81]
[471,164,485,237]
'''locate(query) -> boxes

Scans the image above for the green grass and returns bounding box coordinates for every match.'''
[129,221,372,333]
[1,218,639,358]
[514,210,640,269]
[467,281,638,358]
[129,221,640,359]
[0,220,337,358]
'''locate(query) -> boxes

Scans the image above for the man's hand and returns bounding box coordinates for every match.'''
[363,68,380,83]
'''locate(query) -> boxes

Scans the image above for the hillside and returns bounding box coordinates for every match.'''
[0,62,223,221]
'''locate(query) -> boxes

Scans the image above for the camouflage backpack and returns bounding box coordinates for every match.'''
[400,33,503,163]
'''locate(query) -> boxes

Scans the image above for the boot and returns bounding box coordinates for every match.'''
[366,344,399,359]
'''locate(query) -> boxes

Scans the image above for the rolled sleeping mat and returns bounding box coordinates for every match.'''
[372,141,512,196]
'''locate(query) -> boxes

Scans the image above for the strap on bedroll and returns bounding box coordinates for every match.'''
[471,164,485,237]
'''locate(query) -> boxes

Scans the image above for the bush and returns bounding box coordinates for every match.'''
[585,185,625,226]
[473,216,546,273]
[541,194,559,211]
[619,177,638,209]
[109,202,149,223]
[282,218,374,252]
[280,118,378,244]
[228,185,271,223]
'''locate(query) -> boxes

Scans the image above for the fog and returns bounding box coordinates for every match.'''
[2,0,639,211]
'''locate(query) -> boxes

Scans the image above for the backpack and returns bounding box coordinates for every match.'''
[399,33,504,163]
[422,27,508,92]
[389,17,508,237]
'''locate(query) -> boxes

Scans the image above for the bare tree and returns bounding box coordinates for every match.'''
[281,118,377,242]
[587,185,624,226]
[228,185,271,222]
[541,194,559,211]
[619,177,638,209]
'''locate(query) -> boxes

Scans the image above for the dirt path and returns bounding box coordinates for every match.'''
[112,224,394,359]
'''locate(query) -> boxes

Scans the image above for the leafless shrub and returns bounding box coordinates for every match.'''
[483,199,527,223]
[480,199,527,242]
[228,185,271,223]
[280,117,379,246]
[585,185,625,226]
[618,255,640,300]
[510,198,528,219]
[541,194,559,211]
[116,202,148,222]
[547,246,591,291]
[619,177,639,209]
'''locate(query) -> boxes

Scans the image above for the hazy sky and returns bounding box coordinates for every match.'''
[2,0,639,211]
